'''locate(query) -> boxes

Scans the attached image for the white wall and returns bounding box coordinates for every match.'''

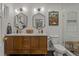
[61,4,79,41]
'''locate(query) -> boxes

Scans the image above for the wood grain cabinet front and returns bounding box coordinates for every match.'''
[30,36,47,54]
[4,36,14,54]
[22,36,30,54]
[23,36,30,50]
[4,36,47,55]
[39,36,47,49]
[30,36,39,49]
[13,36,23,54]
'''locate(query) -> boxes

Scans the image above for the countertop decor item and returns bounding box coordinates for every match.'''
[26,26,33,34]
[38,29,43,34]
[49,11,59,26]
[26,29,33,34]
[6,23,12,34]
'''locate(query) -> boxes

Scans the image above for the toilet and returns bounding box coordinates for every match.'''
[53,44,67,56]
[48,35,67,56]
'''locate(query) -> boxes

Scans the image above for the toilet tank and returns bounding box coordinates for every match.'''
[48,35,62,45]
[51,38,60,44]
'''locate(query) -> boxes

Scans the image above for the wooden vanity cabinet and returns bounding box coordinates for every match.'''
[4,36,47,55]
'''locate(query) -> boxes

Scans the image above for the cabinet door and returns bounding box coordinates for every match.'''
[13,36,23,54]
[39,36,47,54]
[22,36,30,54]
[4,36,14,54]
[39,36,47,49]
[30,36,39,49]
[23,36,30,49]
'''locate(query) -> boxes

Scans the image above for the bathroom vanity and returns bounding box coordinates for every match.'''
[4,34,47,55]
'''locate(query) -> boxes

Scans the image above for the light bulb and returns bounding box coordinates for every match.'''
[22,7,28,12]
[41,7,45,11]
[15,9,19,14]
[34,8,37,12]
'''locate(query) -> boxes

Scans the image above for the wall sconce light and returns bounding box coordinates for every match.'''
[15,7,28,14]
[15,9,20,14]
[34,8,37,12]
[41,7,45,12]
[37,8,41,11]
[22,7,28,12]
[33,7,45,13]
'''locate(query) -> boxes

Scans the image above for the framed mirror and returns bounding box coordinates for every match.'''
[32,13,45,29]
[14,13,28,30]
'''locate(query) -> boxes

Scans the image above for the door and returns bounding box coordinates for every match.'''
[30,36,39,54]
[22,36,30,54]
[4,36,14,54]
[30,36,39,49]
[13,36,23,54]
[39,36,47,54]
[39,36,47,49]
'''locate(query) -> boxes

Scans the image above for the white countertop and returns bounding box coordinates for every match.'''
[4,34,47,36]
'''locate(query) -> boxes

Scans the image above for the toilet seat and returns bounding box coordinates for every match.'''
[54,44,66,55]
[50,39,66,53]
